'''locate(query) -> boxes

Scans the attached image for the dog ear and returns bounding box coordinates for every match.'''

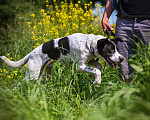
[97,38,108,55]
[97,38,108,45]
[111,38,123,43]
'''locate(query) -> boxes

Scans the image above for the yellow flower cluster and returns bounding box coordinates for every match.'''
[0,53,23,80]
[0,68,3,77]
[0,68,20,79]
[27,0,104,47]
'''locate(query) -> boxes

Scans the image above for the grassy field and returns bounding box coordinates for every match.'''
[0,1,150,120]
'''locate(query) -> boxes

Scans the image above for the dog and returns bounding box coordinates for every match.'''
[0,33,124,85]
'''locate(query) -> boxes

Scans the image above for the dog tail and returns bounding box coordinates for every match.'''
[0,53,30,68]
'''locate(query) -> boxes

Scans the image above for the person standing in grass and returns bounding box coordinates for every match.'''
[102,0,150,83]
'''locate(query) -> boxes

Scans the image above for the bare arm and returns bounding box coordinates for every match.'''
[102,0,115,33]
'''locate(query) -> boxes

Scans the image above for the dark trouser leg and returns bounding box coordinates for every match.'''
[115,18,136,81]
[115,18,150,83]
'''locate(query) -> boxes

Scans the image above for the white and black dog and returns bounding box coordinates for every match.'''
[0,33,123,85]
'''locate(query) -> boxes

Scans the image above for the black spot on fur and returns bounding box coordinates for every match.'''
[103,41,115,57]
[97,38,115,58]
[42,40,60,60]
[58,37,70,55]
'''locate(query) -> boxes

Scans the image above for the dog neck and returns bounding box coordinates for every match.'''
[90,39,98,57]
[86,34,106,57]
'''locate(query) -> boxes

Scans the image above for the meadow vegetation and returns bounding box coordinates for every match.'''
[0,1,150,120]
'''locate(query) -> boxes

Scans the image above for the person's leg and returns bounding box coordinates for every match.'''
[115,17,137,83]
[134,19,150,45]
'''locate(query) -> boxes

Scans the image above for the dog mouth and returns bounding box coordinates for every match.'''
[106,58,116,68]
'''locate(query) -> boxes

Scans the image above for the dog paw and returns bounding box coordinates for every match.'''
[93,79,101,86]
[93,75,101,85]
[93,82,100,88]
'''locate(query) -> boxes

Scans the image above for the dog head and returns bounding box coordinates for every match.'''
[96,38,124,68]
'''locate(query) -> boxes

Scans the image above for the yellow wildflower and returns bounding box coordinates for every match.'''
[38,22,42,26]
[84,6,87,10]
[65,33,69,36]
[63,24,66,28]
[13,71,17,75]
[43,13,47,16]
[27,22,30,27]
[24,64,27,68]
[46,16,50,19]
[31,13,35,18]
[51,18,55,21]
[44,39,49,42]
[11,74,14,78]
[95,4,99,7]
[27,22,30,25]
[7,75,11,79]
[41,9,45,13]
[53,0,56,3]
[75,4,78,8]
[81,22,85,26]
[39,36,42,39]
[35,43,40,47]
[33,26,37,30]
[8,57,13,60]
[46,5,49,8]
[31,36,36,39]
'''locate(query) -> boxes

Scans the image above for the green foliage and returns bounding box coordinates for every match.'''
[128,42,150,83]
[0,1,150,120]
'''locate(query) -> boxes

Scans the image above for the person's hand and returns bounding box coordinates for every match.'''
[102,20,113,33]
[102,0,115,34]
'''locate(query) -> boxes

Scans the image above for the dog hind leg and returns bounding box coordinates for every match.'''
[23,56,43,81]
[40,59,54,82]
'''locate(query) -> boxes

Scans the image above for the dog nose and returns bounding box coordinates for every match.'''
[119,56,124,62]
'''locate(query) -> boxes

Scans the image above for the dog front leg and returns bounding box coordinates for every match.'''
[78,65,102,85]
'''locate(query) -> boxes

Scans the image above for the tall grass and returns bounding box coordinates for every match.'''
[0,1,150,120]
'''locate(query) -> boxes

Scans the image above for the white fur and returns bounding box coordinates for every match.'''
[109,45,122,62]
